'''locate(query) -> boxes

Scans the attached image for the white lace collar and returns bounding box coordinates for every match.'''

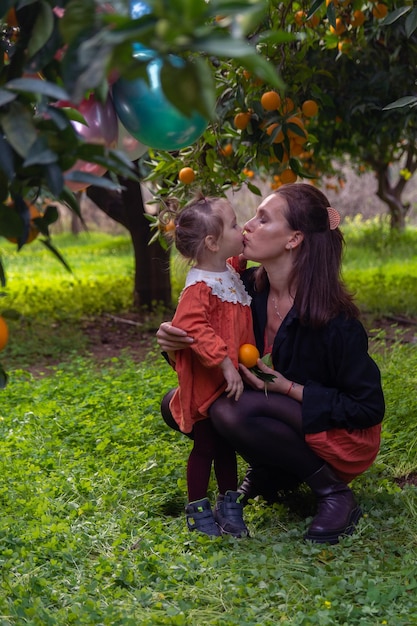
[183,263,252,306]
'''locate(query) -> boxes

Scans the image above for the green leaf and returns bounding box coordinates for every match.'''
[239,54,284,91]
[59,0,96,45]
[160,57,213,120]
[326,1,336,28]
[64,171,123,191]
[380,6,412,27]
[0,134,15,180]
[45,162,65,196]
[0,88,16,107]
[27,0,54,59]
[382,96,417,111]
[42,204,59,227]
[39,238,72,273]
[1,102,38,158]
[58,187,85,222]
[6,77,70,101]
[191,36,256,57]
[405,7,417,37]
[23,137,58,167]
[250,365,276,382]
[0,203,23,239]
[246,181,262,196]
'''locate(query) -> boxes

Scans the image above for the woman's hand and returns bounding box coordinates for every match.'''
[239,359,303,400]
[156,321,194,352]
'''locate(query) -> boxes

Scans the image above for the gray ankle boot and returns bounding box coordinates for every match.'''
[214,491,249,538]
[304,464,362,544]
[185,498,221,537]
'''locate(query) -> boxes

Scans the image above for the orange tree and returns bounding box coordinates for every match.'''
[0,0,282,254]
[144,0,417,233]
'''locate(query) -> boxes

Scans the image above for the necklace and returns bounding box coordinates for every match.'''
[271,295,284,321]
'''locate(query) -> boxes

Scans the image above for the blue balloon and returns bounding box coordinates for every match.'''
[112,57,208,151]
[130,0,151,18]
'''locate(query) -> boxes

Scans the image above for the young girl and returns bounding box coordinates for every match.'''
[166,194,255,538]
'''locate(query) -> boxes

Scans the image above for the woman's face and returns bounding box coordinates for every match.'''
[242,193,294,262]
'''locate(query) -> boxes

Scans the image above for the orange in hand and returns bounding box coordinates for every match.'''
[238,344,260,368]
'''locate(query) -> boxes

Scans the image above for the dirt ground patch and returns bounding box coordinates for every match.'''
[47,311,417,488]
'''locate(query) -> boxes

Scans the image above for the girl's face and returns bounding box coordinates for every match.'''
[242,193,295,262]
[215,201,244,259]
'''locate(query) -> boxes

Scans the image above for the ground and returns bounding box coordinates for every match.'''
[81,311,417,364]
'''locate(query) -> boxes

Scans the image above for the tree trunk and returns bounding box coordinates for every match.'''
[373,160,414,231]
[86,173,172,309]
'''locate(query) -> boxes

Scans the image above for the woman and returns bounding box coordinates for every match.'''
[157,183,385,544]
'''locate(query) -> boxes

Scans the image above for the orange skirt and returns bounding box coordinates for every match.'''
[305,423,382,484]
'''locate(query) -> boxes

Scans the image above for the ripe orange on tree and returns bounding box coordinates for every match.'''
[220,143,233,157]
[280,169,298,184]
[302,100,319,118]
[178,167,195,184]
[261,90,281,111]
[372,3,388,18]
[266,123,284,143]
[234,111,251,130]
[350,9,366,27]
[286,116,307,142]
[0,316,9,351]
[238,344,260,368]
[330,18,346,35]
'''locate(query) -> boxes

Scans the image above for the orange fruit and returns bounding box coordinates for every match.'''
[266,123,284,143]
[0,316,9,351]
[372,3,388,18]
[234,111,251,130]
[178,167,195,184]
[238,344,260,368]
[307,14,320,28]
[302,100,319,118]
[280,169,297,184]
[294,10,305,26]
[330,18,346,35]
[6,202,41,244]
[286,116,307,142]
[280,97,295,115]
[338,39,352,54]
[261,91,281,111]
[350,9,366,27]
[220,143,233,157]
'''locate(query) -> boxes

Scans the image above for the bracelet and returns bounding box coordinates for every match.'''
[285,381,294,396]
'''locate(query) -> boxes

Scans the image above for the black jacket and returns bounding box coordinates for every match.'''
[242,268,385,434]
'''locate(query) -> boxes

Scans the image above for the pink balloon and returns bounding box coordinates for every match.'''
[59,94,118,192]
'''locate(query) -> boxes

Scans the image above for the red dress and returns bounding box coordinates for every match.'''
[170,264,255,434]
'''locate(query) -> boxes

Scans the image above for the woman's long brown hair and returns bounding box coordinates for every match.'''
[253,183,359,327]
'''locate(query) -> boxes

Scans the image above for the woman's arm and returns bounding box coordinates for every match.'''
[156,321,194,353]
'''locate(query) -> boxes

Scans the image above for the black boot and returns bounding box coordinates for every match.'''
[304,464,362,545]
[238,465,300,506]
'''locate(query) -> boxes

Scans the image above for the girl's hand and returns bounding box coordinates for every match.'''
[221,357,244,401]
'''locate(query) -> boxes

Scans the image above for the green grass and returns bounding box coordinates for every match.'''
[0,349,416,625]
[0,224,416,624]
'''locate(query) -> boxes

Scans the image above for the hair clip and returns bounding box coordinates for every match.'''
[327,206,341,230]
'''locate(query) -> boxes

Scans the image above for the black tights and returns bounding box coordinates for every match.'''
[161,388,323,487]
[161,390,237,502]
[209,389,323,481]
